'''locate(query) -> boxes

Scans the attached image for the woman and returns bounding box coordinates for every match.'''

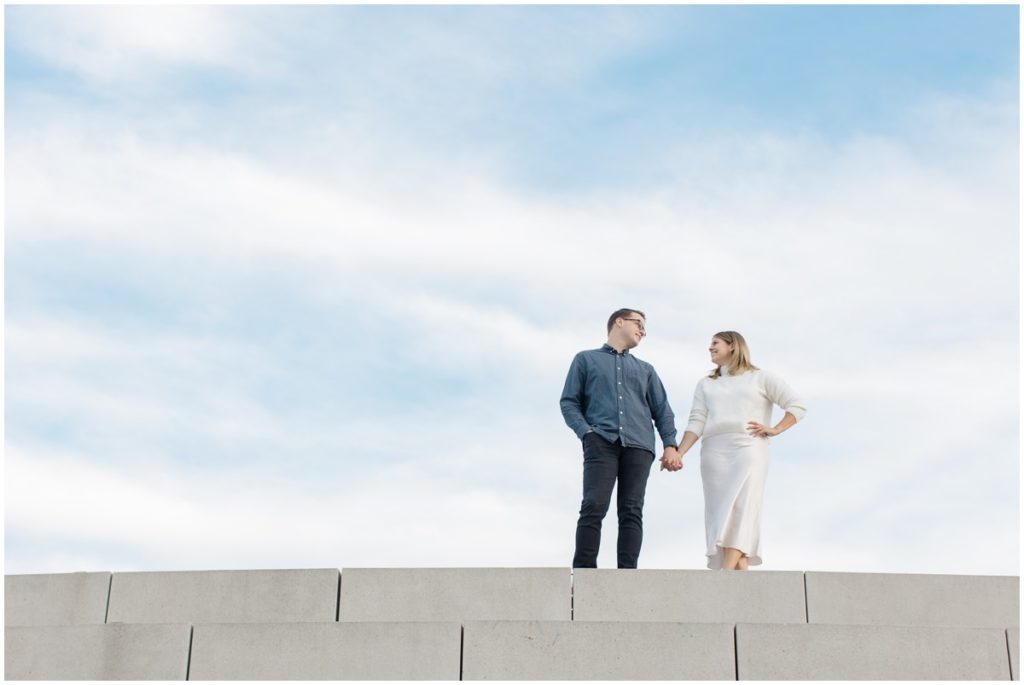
[670,331,806,570]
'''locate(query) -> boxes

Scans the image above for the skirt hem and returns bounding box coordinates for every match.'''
[706,543,763,570]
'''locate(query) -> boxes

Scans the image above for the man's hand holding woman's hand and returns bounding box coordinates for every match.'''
[660,446,683,472]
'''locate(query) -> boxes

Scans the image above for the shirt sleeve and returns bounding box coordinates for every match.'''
[684,379,708,437]
[559,353,591,439]
[646,368,678,448]
[761,370,807,422]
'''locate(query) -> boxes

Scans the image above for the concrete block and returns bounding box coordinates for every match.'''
[338,568,570,621]
[573,569,805,623]
[106,568,338,624]
[736,622,1011,680]
[5,572,111,626]
[1009,627,1020,681]
[805,572,1019,628]
[4,623,191,680]
[188,621,461,680]
[462,621,735,680]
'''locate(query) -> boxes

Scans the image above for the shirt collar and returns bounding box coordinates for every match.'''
[602,343,629,355]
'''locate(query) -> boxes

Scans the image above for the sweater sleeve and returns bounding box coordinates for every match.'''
[684,379,708,437]
[760,370,807,422]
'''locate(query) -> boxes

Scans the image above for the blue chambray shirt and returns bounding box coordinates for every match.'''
[559,343,678,456]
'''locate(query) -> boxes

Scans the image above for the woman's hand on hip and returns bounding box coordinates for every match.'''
[746,421,778,438]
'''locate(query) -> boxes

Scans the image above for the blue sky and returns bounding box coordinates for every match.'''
[5,4,1019,574]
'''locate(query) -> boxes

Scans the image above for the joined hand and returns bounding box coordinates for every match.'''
[659,447,683,472]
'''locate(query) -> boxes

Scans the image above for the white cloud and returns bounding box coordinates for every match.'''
[5,14,1017,576]
[7,6,266,84]
[9,95,1016,334]
[4,443,575,573]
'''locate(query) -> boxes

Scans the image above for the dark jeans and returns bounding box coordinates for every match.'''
[573,432,655,569]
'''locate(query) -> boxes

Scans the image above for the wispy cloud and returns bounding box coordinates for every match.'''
[6,5,272,84]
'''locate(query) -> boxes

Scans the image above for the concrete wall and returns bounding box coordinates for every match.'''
[4,567,1019,680]
[805,571,1019,629]
[5,572,111,626]
[736,622,1012,680]
[463,620,735,680]
[107,569,339,623]
[338,567,570,621]
[5,623,191,680]
[189,621,461,680]
[573,569,805,623]
[1009,628,1020,681]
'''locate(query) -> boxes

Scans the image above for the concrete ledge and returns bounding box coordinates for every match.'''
[188,621,461,680]
[736,622,1011,680]
[573,569,805,623]
[462,621,735,680]
[338,568,570,621]
[805,571,1019,628]
[4,623,191,680]
[5,572,111,626]
[106,569,339,624]
[1009,627,1019,681]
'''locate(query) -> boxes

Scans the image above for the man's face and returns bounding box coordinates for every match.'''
[618,314,646,348]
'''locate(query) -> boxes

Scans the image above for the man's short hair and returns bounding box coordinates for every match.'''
[607,308,646,334]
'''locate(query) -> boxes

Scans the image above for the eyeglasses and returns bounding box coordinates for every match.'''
[623,318,646,334]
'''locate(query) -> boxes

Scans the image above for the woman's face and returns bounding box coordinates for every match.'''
[709,337,734,366]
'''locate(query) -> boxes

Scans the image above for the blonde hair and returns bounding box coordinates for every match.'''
[709,331,759,379]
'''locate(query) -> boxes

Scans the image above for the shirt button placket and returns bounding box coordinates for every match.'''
[617,354,624,435]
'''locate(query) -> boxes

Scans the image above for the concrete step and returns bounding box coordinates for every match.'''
[462,620,735,680]
[107,568,340,624]
[737,622,1012,680]
[8,568,1018,628]
[572,568,806,623]
[189,621,461,680]
[4,623,191,680]
[338,567,570,621]
[1010,627,1020,680]
[5,572,111,626]
[806,571,1019,629]
[5,619,1017,680]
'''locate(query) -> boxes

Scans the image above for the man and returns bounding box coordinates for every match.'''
[560,308,679,569]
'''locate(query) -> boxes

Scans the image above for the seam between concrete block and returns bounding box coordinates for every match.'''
[733,624,739,681]
[335,570,342,622]
[104,573,113,624]
[570,569,574,621]
[1006,628,1013,681]
[803,572,809,623]
[186,624,194,681]
[459,624,465,681]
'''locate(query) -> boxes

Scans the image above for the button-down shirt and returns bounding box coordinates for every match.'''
[559,343,677,456]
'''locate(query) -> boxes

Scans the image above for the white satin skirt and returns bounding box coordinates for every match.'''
[700,432,769,569]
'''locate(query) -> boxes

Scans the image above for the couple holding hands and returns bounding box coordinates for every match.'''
[559,308,807,571]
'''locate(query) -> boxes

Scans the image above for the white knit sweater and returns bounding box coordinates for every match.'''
[684,367,807,439]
